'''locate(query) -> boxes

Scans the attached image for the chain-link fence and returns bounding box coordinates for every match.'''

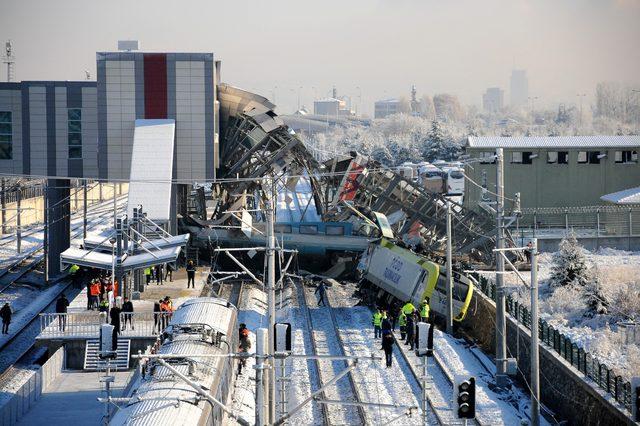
[473,274,633,414]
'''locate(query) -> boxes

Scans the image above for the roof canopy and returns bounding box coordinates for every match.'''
[467,135,640,149]
[600,186,640,205]
[60,246,182,272]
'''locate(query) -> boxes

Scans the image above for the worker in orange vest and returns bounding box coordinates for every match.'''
[89,280,101,310]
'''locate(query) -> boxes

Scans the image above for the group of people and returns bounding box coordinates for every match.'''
[86,275,118,311]
[372,299,431,368]
[144,263,175,286]
[153,296,174,333]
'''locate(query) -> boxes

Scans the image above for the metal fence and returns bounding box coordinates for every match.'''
[512,205,640,239]
[473,274,633,414]
[39,312,172,338]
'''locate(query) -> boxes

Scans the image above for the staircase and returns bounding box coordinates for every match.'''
[83,339,131,371]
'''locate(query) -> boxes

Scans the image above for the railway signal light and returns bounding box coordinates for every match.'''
[455,377,476,419]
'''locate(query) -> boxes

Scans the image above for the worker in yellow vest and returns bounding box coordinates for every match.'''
[420,300,430,323]
[398,310,407,340]
[372,308,383,339]
[144,267,152,285]
[402,301,416,316]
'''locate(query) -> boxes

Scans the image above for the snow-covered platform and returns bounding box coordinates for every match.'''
[16,370,130,426]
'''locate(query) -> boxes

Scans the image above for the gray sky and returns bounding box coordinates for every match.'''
[1,0,639,115]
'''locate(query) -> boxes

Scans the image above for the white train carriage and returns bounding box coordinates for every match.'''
[110,298,238,426]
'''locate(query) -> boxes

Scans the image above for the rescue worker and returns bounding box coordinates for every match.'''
[381,311,392,336]
[161,296,173,329]
[398,310,407,340]
[90,280,101,310]
[402,300,416,316]
[98,298,110,313]
[381,332,395,368]
[55,294,69,332]
[153,299,163,333]
[69,264,81,287]
[238,323,252,375]
[186,261,196,288]
[144,267,152,285]
[86,281,93,310]
[165,263,174,282]
[1,302,12,334]
[372,308,383,339]
[122,297,134,330]
[109,304,121,335]
[405,312,416,349]
[420,300,430,323]
[526,241,533,263]
[315,281,327,307]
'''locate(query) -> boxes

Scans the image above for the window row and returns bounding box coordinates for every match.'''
[480,150,639,165]
[0,111,12,160]
[68,108,82,159]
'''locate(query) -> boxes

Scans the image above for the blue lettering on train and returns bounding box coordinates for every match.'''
[383,256,403,285]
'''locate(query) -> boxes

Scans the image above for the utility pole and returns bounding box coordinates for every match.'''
[266,195,277,424]
[1,178,5,234]
[495,148,508,387]
[530,238,540,426]
[16,184,21,254]
[113,183,117,229]
[43,183,48,284]
[446,200,453,334]
[255,328,267,426]
[83,180,88,239]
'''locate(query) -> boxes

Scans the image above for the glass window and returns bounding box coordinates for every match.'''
[449,170,464,179]
[274,224,292,234]
[522,152,534,164]
[558,151,568,164]
[547,151,558,163]
[325,225,344,236]
[0,111,12,160]
[299,225,318,235]
[616,150,638,164]
[68,108,82,159]
[479,152,495,164]
[588,151,601,164]
[577,151,587,163]
[511,152,523,163]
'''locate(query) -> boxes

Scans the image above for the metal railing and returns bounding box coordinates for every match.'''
[512,205,640,240]
[39,312,173,338]
[473,274,633,414]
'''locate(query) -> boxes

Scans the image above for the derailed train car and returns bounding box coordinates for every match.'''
[359,239,474,322]
[110,298,238,426]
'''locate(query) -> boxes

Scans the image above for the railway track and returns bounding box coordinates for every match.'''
[299,280,367,426]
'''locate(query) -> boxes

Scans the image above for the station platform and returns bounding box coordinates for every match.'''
[35,266,210,369]
[16,370,131,426]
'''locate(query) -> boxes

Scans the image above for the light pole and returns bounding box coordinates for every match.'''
[355,86,362,117]
[109,236,116,309]
[576,93,586,127]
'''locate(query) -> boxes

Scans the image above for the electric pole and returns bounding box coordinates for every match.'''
[446,200,453,334]
[266,194,277,424]
[530,238,540,426]
[495,148,508,387]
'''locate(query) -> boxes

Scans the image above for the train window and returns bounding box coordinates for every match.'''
[275,224,292,233]
[299,225,318,235]
[325,225,344,236]
[449,170,464,179]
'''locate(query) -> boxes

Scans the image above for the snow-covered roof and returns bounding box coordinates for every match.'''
[314,98,340,103]
[600,186,640,205]
[375,98,400,104]
[467,135,640,149]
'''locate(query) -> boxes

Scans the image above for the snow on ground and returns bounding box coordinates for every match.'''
[500,246,640,380]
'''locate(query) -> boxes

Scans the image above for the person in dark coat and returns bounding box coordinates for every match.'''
[381,332,395,367]
[381,313,392,336]
[155,264,163,285]
[153,300,162,334]
[122,297,134,331]
[1,303,12,334]
[55,294,69,331]
[404,313,415,349]
[186,261,196,288]
[315,281,327,307]
[109,305,121,344]
[164,263,174,282]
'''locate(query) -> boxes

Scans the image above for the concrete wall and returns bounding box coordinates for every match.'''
[0,347,64,425]
[460,290,635,425]
[464,147,640,209]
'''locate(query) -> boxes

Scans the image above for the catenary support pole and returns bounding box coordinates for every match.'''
[422,355,428,426]
[256,328,267,426]
[43,182,49,284]
[266,196,277,424]
[16,183,21,254]
[83,179,88,239]
[446,200,453,334]
[495,147,508,386]
[530,238,540,426]
[1,178,5,234]
[113,183,117,229]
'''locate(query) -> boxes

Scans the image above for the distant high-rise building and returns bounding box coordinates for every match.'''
[482,87,504,112]
[510,69,529,107]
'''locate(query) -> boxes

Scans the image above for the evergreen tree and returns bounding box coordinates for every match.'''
[582,272,609,317]
[421,120,461,161]
[549,232,590,287]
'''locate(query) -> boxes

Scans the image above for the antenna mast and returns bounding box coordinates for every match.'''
[3,40,15,82]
